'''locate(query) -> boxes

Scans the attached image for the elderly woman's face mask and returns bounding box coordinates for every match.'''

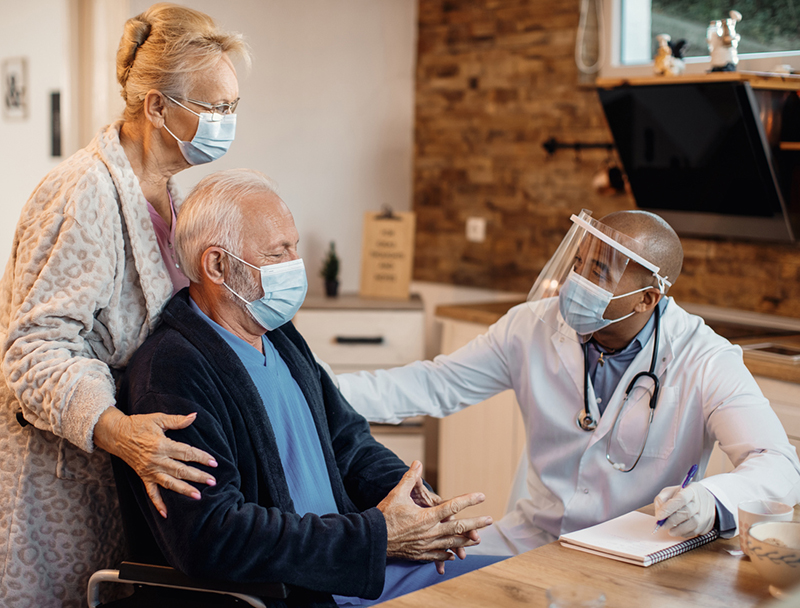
[162,95,236,165]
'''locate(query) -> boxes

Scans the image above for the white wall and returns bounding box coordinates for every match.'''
[0,0,75,265]
[129,0,418,295]
[1,1,416,294]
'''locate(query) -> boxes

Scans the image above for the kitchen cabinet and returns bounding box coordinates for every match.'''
[293,294,428,471]
[704,326,800,477]
[433,303,527,523]
[706,377,800,477]
[760,377,800,456]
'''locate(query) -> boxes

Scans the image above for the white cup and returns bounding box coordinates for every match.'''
[738,500,794,556]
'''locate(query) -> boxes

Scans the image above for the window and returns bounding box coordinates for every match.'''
[652,0,800,59]
[600,0,800,76]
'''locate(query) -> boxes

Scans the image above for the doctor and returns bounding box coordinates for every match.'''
[337,209,800,556]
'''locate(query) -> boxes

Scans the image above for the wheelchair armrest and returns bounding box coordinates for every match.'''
[118,561,289,599]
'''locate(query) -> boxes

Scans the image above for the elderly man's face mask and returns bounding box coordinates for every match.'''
[222,250,308,331]
[526,210,672,340]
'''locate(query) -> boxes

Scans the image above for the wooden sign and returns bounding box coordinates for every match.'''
[359,211,416,300]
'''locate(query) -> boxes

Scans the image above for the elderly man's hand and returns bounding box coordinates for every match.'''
[93,407,218,518]
[410,474,441,510]
[377,461,491,571]
[409,474,479,573]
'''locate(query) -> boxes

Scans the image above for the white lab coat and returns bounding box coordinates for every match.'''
[338,298,800,555]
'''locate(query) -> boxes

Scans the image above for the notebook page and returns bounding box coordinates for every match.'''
[559,511,690,562]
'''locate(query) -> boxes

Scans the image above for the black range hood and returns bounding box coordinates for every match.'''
[598,79,800,242]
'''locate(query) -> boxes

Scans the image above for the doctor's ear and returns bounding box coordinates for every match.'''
[634,288,662,313]
[200,247,228,285]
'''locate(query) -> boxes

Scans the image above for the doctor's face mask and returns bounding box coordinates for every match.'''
[526,210,671,341]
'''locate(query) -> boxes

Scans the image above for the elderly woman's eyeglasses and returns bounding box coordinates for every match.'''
[174,96,240,117]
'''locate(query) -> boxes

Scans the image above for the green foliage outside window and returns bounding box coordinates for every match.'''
[651,0,800,57]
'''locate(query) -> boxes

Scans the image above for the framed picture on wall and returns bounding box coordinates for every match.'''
[3,57,28,120]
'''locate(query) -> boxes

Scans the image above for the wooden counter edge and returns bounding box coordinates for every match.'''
[597,71,800,90]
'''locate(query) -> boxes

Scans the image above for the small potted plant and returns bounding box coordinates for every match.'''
[320,241,340,298]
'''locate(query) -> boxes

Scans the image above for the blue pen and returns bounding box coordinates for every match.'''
[653,464,699,533]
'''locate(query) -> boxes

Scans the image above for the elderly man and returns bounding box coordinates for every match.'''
[114,168,501,607]
[338,209,800,555]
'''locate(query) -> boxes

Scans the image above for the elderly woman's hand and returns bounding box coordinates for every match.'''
[93,407,218,518]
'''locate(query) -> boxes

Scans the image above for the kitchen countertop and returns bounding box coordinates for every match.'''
[435,300,800,384]
[434,300,525,326]
[301,293,423,310]
[737,336,800,383]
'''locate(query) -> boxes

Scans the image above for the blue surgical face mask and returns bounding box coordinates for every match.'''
[163,96,236,165]
[558,270,650,335]
[222,252,307,331]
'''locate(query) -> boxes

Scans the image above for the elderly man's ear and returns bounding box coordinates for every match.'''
[200,247,228,285]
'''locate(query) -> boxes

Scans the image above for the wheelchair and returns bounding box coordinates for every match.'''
[88,561,288,607]
[88,458,290,607]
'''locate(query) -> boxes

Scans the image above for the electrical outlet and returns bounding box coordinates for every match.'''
[466,217,486,243]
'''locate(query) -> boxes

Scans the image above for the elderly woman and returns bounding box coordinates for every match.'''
[0,4,249,605]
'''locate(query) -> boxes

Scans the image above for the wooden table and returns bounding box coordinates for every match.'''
[382,538,775,607]
[382,509,788,608]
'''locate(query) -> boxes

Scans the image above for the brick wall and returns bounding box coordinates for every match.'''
[411,0,800,318]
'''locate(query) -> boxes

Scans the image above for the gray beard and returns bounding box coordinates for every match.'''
[225,264,264,323]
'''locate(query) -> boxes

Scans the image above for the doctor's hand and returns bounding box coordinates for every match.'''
[377,461,491,571]
[654,482,716,537]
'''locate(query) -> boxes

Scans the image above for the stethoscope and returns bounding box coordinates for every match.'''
[576,303,662,472]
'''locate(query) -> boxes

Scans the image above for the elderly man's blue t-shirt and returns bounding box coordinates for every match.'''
[189,298,338,516]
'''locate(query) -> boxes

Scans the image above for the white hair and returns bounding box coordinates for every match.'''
[175,168,279,283]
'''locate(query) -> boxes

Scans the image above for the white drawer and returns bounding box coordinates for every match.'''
[294,309,424,369]
[371,431,425,468]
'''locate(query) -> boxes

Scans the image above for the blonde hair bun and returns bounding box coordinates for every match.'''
[117,18,152,93]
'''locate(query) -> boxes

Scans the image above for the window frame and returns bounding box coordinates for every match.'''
[598,0,800,79]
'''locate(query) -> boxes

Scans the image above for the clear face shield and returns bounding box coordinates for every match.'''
[527,210,673,472]
[526,210,672,342]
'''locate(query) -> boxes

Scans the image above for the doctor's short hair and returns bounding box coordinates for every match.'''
[175,168,279,283]
[601,210,683,292]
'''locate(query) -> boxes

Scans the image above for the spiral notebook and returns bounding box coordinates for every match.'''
[559,511,720,567]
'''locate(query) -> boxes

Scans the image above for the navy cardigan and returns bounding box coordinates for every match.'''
[115,289,410,606]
